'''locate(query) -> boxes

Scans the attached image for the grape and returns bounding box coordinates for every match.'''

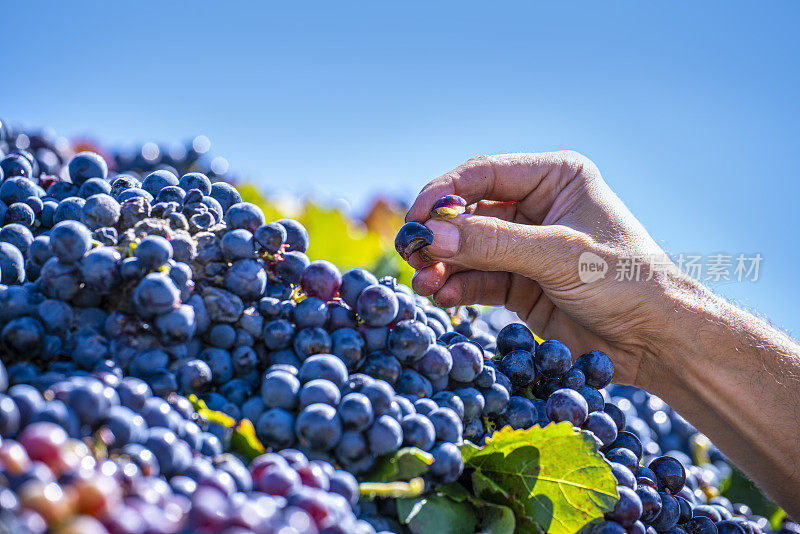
[648,456,686,494]
[337,392,374,431]
[300,260,342,302]
[360,350,402,385]
[299,379,341,409]
[535,339,572,378]
[609,431,643,461]
[500,349,536,389]
[431,391,465,419]
[296,403,343,451]
[394,222,434,261]
[582,411,619,447]
[578,385,605,413]
[592,521,627,533]
[0,155,33,179]
[299,354,348,387]
[408,344,452,383]
[636,484,662,523]
[356,284,398,327]
[682,516,718,534]
[277,218,310,252]
[387,320,430,364]
[496,323,536,355]
[295,297,329,329]
[448,342,484,383]
[546,388,589,426]
[574,350,614,389]
[400,414,436,450]
[428,408,462,443]
[220,228,255,261]
[610,461,636,489]
[603,402,626,432]
[397,369,433,398]
[256,408,296,449]
[276,250,310,284]
[366,414,403,455]
[604,485,643,527]
[428,441,463,484]
[293,327,333,360]
[453,387,485,420]
[651,493,680,531]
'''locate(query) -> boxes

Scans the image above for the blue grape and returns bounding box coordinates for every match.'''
[546,388,589,426]
[574,350,614,389]
[401,414,436,450]
[356,284,398,327]
[366,414,402,455]
[296,403,343,451]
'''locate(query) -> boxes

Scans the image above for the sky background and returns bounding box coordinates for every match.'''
[3,1,799,334]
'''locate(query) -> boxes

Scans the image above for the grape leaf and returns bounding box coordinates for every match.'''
[461,422,618,534]
[364,447,433,483]
[439,482,516,534]
[396,495,477,534]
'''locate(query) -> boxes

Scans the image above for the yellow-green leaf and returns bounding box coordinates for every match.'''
[461,422,618,534]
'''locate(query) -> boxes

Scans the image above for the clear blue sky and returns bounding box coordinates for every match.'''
[3,1,799,334]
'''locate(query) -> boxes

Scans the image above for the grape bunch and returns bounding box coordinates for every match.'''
[0,119,793,533]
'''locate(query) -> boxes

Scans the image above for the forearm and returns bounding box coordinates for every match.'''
[639,275,800,515]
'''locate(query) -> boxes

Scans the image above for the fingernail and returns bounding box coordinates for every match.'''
[424,219,459,257]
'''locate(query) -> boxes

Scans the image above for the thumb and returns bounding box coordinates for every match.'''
[423,215,584,283]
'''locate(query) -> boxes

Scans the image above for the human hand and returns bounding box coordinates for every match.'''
[405,151,684,386]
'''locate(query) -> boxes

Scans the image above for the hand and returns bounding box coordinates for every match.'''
[406,151,683,387]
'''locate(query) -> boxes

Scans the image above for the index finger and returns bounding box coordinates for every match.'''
[405,151,590,223]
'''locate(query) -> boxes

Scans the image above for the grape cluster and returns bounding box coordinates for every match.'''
[0,120,793,533]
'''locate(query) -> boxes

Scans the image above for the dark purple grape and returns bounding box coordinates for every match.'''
[295,403,342,451]
[546,388,588,426]
[534,339,572,378]
[605,447,639,475]
[651,493,680,531]
[497,395,537,430]
[356,351,398,387]
[682,516,717,534]
[367,414,403,455]
[574,350,614,389]
[496,323,536,355]
[277,218,309,252]
[582,411,618,447]
[356,284,398,327]
[500,350,536,389]
[428,441,463,484]
[394,222,433,261]
[448,342,484,383]
[648,456,686,494]
[300,260,342,302]
[609,431,643,461]
[388,320,430,364]
[401,414,436,450]
[636,484,662,523]
[605,485,642,528]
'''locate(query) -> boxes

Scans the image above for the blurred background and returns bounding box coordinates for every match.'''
[2,0,798,333]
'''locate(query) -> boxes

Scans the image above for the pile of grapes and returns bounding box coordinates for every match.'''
[0,120,792,534]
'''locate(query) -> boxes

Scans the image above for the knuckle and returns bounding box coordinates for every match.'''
[557,150,601,180]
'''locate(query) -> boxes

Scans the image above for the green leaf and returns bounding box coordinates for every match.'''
[364,447,433,482]
[439,483,517,534]
[396,495,477,534]
[461,422,618,534]
[229,419,266,461]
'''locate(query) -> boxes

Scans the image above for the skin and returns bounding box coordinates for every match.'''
[406,151,800,515]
